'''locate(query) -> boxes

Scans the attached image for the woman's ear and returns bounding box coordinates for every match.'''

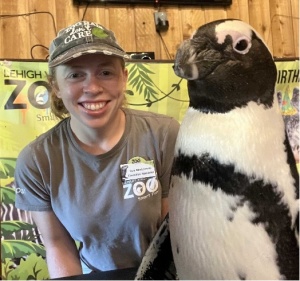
[123,68,128,91]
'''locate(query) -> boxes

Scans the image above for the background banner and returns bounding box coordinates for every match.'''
[1,59,299,280]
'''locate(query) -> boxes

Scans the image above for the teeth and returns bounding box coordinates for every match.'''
[82,102,105,111]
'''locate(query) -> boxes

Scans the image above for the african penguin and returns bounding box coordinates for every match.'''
[169,19,299,280]
[135,214,177,280]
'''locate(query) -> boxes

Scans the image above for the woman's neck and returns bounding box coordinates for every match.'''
[70,109,126,155]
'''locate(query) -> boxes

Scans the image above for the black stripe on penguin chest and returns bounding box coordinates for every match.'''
[171,151,299,280]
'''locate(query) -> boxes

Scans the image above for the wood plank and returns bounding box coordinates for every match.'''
[78,4,109,27]
[290,0,299,57]
[226,0,249,23]
[152,6,169,59]
[55,0,80,32]
[159,6,183,59]
[28,0,57,60]
[203,6,227,23]
[269,0,295,58]
[179,7,206,41]
[0,0,30,59]
[108,5,136,53]
[0,0,11,56]
[248,0,273,55]
[134,7,159,56]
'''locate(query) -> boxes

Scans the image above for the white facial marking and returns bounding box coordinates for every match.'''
[215,20,252,44]
[190,29,197,39]
[187,53,199,80]
[215,20,271,53]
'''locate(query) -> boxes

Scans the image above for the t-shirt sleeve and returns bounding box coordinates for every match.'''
[14,144,52,211]
[160,118,180,198]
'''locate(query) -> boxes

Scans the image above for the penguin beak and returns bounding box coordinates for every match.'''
[173,40,200,80]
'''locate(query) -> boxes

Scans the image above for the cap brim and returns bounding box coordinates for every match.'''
[48,43,130,68]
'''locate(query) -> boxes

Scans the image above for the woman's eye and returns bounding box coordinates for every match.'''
[69,73,81,78]
[233,37,251,54]
[102,71,111,76]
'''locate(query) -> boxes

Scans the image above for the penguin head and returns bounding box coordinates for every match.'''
[173,19,277,113]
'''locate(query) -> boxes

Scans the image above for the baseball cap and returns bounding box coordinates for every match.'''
[48,21,130,68]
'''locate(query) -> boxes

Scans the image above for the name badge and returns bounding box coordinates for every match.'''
[120,158,159,201]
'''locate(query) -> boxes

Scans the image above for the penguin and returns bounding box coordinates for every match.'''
[135,214,177,280]
[169,19,299,280]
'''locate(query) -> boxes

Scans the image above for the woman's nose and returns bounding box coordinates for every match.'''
[83,75,103,94]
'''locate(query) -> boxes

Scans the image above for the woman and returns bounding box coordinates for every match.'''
[15,21,179,278]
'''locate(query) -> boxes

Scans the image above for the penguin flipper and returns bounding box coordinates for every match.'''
[135,213,177,280]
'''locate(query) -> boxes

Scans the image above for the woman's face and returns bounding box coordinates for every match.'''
[54,53,128,131]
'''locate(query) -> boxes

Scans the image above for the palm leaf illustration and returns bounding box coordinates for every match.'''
[0,158,17,179]
[6,254,50,280]
[126,63,158,101]
[1,240,46,262]
[1,221,36,237]
[1,258,15,280]
[1,186,15,204]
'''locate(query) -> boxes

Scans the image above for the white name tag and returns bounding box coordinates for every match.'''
[121,163,156,180]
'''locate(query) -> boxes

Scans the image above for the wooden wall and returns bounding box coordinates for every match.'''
[0,0,299,60]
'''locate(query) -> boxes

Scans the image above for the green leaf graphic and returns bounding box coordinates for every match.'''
[0,158,17,179]
[127,64,158,101]
[139,71,154,84]
[1,240,46,261]
[1,258,16,280]
[92,28,108,39]
[1,221,36,237]
[137,63,155,74]
[129,75,139,86]
[125,90,134,96]
[1,186,15,204]
[7,254,50,280]
[128,67,138,81]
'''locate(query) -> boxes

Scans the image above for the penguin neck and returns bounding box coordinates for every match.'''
[187,79,275,114]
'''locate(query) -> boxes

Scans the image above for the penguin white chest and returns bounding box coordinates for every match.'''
[169,175,282,280]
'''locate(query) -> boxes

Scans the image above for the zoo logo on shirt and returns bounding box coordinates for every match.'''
[120,157,159,201]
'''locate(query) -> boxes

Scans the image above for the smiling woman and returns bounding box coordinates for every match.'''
[13,20,180,279]
[51,54,128,147]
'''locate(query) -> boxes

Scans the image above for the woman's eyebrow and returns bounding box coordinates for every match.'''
[97,61,115,67]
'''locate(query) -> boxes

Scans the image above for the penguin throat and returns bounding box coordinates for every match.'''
[189,96,247,114]
[187,80,274,114]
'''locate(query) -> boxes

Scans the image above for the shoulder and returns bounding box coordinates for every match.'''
[18,118,69,159]
[123,108,180,132]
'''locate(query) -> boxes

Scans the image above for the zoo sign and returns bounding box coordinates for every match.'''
[2,65,51,110]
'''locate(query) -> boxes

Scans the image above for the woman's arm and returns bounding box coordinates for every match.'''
[31,210,83,279]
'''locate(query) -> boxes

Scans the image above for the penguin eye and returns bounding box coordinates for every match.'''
[233,37,251,54]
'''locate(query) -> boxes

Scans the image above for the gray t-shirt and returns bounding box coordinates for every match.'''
[15,108,179,271]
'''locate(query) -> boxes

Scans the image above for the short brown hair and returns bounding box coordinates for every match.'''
[47,67,69,120]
